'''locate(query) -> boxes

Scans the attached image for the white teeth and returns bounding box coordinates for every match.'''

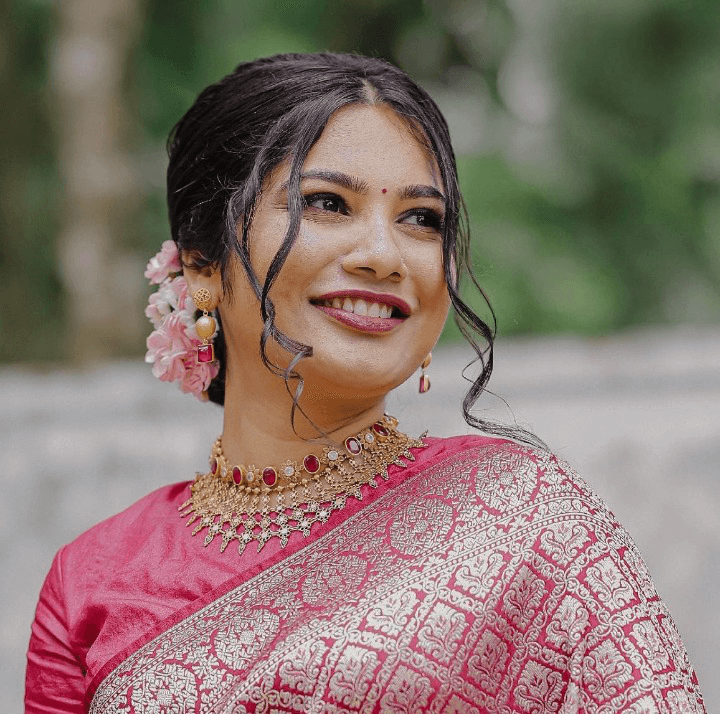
[321,297,395,317]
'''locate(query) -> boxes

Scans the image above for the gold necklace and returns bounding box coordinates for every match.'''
[179,415,426,554]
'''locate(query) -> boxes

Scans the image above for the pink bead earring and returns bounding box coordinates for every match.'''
[193,288,216,363]
[419,353,431,393]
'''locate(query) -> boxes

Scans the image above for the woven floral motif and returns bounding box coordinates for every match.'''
[90,441,706,713]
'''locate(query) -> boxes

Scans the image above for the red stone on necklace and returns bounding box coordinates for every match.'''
[303,454,320,473]
[345,437,362,455]
[210,415,402,492]
[262,467,277,486]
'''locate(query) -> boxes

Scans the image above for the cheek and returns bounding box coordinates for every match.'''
[432,287,452,328]
[250,218,333,297]
[424,265,452,332]
[416,253,450,307]
[246,214,291,282]
[268,225,340,304]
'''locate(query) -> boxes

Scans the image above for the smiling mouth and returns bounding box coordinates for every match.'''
[310,293,410,334]
[314,296,405,319]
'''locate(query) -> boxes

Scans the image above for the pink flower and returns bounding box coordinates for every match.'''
[174,276,189,311]
[145,284,172,328]
[144,240,182,285]
[145,276,190,328]
[144,242,218,400]
[179,354,219,397]
[145,312,193,383]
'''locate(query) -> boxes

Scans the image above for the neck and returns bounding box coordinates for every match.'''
[220,362,387,468]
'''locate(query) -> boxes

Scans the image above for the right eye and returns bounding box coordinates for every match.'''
[303,193,348,214]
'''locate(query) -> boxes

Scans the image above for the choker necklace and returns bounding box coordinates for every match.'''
[179,415,426,554]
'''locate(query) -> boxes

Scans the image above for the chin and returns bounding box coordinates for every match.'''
[299,358,411,400]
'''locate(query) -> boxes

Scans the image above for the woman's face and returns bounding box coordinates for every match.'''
[221,103,451,401]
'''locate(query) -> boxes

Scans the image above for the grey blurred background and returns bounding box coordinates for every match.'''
[2,0,719,710]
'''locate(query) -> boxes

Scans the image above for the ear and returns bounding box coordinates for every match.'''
[181,251,224,309]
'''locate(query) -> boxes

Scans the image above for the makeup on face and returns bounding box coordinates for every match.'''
[310,289,411,334]
[222,103,450,397]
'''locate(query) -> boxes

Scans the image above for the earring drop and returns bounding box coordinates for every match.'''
[419,353,431,393]
[192,288,216,363]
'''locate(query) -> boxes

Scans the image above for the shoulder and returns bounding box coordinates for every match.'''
[65,480,191,548]
[422,433,616,528]
[53,480,192,589]
[423,435,653,588]
[420,435,652,606]
[420,439,705,710]
[422,432,583,492]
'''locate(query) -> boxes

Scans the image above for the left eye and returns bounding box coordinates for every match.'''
[401,210,443,231]
[303,193,347,214]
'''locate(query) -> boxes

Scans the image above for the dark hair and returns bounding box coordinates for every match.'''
[167,51,542,448]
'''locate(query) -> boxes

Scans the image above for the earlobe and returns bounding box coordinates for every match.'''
[181,250,224,308]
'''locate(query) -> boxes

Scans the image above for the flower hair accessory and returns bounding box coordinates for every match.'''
[144,240,220,399]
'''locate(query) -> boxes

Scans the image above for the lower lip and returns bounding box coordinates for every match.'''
[313,305,405,333]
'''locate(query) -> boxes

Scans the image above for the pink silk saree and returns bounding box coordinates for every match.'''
[27,436,705,713]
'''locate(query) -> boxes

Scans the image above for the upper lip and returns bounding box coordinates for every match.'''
[312,290,412,317]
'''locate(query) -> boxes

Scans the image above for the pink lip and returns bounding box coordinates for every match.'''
[312,290,412,316]
[313,305,404,333]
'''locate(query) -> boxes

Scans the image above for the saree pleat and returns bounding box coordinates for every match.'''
[88,439,705,713]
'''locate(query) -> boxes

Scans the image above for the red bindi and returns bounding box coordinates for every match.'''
[381,188,387,194]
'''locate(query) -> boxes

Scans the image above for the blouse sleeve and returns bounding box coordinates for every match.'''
[26,548,86,713]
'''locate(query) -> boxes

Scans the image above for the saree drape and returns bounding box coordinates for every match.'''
[26,436,705,713]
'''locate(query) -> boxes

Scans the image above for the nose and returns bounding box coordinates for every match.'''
[340,214,408,282]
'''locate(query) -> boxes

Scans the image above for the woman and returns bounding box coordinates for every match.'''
[26,52,705,713]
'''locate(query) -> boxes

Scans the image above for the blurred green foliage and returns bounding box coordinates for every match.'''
[1,0,63,361]
[1,0,719,362]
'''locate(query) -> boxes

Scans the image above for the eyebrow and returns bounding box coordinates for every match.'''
[283,170,369,195]
[281,169,445,202]
[399,184,445,201]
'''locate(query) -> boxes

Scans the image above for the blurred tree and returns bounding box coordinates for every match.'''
[0,0,62,362]
[53,0,146,361]
[438,0,720,336]
[549,0,720,327]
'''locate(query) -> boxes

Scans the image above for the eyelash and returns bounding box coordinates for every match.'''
[302,192,444,232]
[303,192,348,214]
[402,208,444,232]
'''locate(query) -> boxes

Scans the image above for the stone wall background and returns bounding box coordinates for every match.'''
[5,327,719,711]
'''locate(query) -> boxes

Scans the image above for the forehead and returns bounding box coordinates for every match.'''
[300,104,443,190]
